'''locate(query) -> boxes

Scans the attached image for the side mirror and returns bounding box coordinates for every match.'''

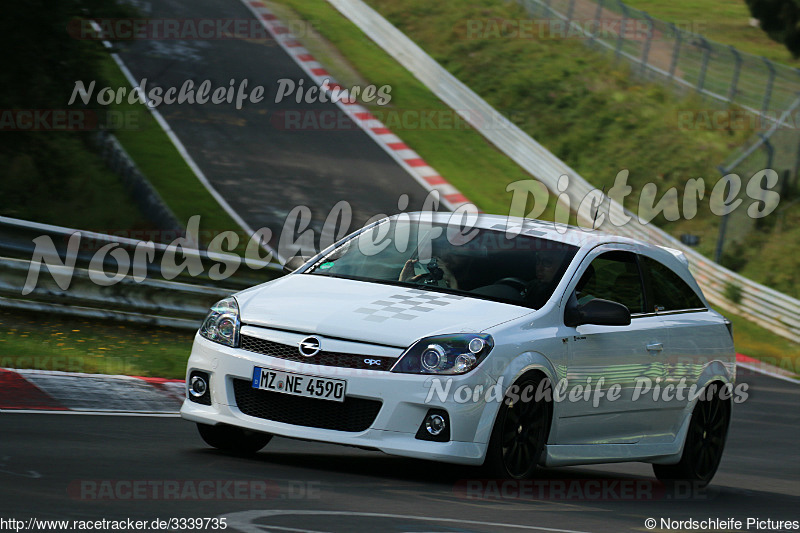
[283,256,311,274]
[564,295,631,327]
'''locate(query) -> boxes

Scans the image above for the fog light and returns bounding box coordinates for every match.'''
[425,414,446,436]
[416,409,450,442]
[188,371,211,405]
[189,375,208,397]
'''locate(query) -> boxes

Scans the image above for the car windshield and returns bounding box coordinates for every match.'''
[305,218,579,309]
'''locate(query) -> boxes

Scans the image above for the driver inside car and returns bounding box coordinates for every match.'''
[523,253,566,308]
[398,255,460,289]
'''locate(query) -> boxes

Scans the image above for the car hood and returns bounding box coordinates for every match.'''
[235,274,532,347]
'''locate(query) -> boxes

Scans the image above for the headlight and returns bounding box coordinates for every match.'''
[391,334,494,375]
[199,296,240,348]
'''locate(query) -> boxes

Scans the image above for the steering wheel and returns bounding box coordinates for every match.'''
[411,272,436,284]
[494,277,528,294]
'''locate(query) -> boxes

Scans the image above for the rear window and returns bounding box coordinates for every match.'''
[641,256,704,312]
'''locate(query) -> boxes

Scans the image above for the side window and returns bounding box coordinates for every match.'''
[575,251,644,314]
[641,256,704,312]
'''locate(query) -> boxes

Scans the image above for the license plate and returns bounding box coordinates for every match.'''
[251,367,346,402]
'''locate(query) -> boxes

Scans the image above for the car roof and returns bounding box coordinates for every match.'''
[400,212,637,248]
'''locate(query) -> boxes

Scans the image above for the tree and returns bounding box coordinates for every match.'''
[745,0,800,58]
[0,1,136,224]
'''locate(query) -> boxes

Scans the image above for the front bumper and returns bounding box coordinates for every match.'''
[180,334,499,465]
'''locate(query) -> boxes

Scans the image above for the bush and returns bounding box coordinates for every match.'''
[724,282,743,304]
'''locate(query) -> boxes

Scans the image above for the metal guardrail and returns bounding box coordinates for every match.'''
[0,256,230,330]
[328,0,800,342]
[0,215,282,290]
[0,217,284,329]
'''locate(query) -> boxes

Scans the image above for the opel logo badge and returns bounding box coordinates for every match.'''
[298,336,321,357]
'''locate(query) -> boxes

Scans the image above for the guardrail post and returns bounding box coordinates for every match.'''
[588,0,605,45]
[793,102,800,192]
[757,134,775,229]
[727,45,743,102]
[615,0,629,63]
[696,37,711,95]
[565,0,576,30]
[640,12,654,74]
[668,23,681,81]
[761,57,776,116]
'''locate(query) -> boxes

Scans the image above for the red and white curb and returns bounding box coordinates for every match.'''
[240,0,473,211]
[1,354,796,414]
[0,369,184,414]
[735,353,800,384]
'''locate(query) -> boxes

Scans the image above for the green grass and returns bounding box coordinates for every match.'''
[735,209,800,296]
[0,309,193,378]
[622,0,799,65]
[0,134,152,231]
[726,310,800,377]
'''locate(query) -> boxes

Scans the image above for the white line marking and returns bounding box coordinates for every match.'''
[222,510,594,533]
[259,526,330,533]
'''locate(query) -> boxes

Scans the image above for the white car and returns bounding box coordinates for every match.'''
[181,213,735,486]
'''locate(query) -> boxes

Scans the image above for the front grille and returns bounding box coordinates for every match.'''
[240,334,396,371]
[233,379,382,432]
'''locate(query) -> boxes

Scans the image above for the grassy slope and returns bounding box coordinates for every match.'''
[268,0,800,369]
[623,0,798,65]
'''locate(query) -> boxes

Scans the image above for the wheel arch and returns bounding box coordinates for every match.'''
[687,360,736,413]
[475,350,559,456]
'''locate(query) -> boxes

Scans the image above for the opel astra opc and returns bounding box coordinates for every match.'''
[181,213,735,486]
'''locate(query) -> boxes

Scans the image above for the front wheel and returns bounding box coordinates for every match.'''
[197,423,272,454]
[483,375,552,479]
[653,382,731,488]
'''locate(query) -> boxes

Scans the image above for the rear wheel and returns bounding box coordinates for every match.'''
[197,423,272,454]
[653,382,730,488]
[484,374,552,479]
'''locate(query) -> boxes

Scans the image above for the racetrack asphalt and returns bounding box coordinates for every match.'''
[0,372,796,533]
[115,0,434,252]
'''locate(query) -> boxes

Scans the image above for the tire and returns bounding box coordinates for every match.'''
[653,382,731,488]
[196,423,272,454]
[483,374,552,479]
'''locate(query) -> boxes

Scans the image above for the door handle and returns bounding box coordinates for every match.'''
[646,343,663,352]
